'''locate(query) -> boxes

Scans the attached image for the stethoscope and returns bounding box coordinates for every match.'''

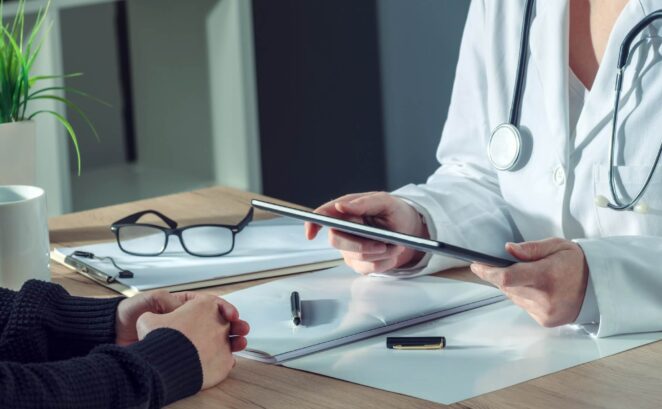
[487,0,662,213]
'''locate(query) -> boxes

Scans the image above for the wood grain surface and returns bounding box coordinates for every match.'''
[49,186,662,409]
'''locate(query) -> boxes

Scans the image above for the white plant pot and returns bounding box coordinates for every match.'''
[0,121,37,186]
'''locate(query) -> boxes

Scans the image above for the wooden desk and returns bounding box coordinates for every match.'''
[50,187,662,409]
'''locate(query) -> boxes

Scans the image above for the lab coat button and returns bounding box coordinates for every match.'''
[553,166,566,186]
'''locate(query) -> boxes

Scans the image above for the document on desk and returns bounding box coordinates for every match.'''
[52,218,342,295]
[284,301,662,405]
[223,265,505,363]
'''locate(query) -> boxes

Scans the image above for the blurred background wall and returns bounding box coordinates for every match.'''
[377,0,469,190]
[9,0,470,213]
[253,0,469,206]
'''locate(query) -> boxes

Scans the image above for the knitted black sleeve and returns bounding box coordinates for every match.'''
[0,328,203,409]
[1,280,122,361]
[0,281,203,408]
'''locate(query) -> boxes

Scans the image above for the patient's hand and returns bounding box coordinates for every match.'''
[136,293,250,389]
[116,290,250,352]
[115,290,184,346]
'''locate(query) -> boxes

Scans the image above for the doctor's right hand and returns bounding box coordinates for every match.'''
[305,192,429,274]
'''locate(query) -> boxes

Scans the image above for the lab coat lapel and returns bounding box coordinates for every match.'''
[528,0,569,142]
[575,1,651,148]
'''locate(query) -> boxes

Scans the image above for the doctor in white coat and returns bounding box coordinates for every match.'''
[305,0,662,337]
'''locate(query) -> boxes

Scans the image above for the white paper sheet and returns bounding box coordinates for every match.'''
[284,300,662,404]
[56,218,340,291]
[224,266,504,362]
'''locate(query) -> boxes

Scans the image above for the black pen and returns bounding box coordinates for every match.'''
[291,291,302,326]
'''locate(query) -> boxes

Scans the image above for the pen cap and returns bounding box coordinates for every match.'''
[290,291,302,326]
[386,337,446,349]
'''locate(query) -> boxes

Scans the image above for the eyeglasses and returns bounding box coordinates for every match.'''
[110,208,254,257]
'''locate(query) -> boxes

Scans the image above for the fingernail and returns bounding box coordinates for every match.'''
[374,243,387,253]
[470,264,485,275]
[507,242,529,258]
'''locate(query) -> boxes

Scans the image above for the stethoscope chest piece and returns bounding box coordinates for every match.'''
[488,123,522,171]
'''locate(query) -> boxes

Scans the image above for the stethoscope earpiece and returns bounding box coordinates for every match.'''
[594,195,649,213]
[594,195,610,208]
[634,202,649,214]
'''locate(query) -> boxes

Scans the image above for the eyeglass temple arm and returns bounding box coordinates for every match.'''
[112,210,178,229]
[234,207,254,232]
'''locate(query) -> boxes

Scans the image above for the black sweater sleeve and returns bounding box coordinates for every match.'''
[0,280,123,361]
[0,328,202,408]
[0,281,203,408]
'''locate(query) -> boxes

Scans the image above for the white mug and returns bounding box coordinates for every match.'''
[0,186,50,290]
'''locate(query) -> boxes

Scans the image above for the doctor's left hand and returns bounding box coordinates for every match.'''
[470,238,589,327]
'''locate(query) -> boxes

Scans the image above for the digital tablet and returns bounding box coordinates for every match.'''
[251,199,515,267]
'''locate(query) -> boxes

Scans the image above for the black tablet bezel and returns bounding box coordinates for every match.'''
[251,199,514,267]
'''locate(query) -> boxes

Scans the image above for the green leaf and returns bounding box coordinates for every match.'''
[28,86,111,107]
[1,25,29,121]
[31,94,101,142]
[29,109,82,175]
[25,1,50,58]
[25,19,53,74]
[30,73,84,84]
[10,0,24,39]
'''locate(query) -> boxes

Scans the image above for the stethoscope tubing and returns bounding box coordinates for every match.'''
[509,0,536,127]
[607,11,662,210]
[491,1,662,212]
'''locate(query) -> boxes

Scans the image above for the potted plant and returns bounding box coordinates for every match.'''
[0,0,101,185]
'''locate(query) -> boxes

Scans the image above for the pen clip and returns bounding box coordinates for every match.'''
[393,344,444,350]
[65,255,117,284]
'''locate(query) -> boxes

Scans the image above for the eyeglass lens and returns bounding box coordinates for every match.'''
[118,225,234,256]
[118,225,167,255]
[181,226,234,256]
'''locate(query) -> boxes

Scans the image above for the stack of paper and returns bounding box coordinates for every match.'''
[285,301,662,404]
[224,263,662,404]
[223,265,505,363]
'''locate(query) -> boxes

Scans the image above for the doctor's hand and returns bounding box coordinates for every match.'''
[304,192,429,274]
[470,238,589,328]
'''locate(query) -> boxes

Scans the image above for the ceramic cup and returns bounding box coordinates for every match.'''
[0,186,50,290]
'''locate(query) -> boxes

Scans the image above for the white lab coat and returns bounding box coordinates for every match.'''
[388,0,662,337]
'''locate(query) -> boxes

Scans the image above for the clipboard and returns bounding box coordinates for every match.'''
[50,217,343,297]
[51,249,342,297]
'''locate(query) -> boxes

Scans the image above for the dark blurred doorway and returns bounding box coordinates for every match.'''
[252,0,386,208]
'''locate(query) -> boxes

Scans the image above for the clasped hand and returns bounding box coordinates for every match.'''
[306,191,590,328]
[116,290,250,389]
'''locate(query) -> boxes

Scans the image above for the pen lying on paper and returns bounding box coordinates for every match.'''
[386,337,446,350]
[291,291,302,326]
